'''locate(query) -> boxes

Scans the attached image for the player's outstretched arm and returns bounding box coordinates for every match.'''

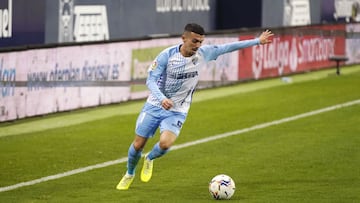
[259,30,274,45]
[201,29,274,61]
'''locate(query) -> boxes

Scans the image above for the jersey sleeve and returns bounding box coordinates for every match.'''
[201,38,260,61]
[146,52,168,102]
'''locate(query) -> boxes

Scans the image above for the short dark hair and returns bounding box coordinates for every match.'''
[184,23,205,35]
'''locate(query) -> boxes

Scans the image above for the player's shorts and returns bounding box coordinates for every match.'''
[135,103,187,138]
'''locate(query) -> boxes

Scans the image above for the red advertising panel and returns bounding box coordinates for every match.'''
[238,24,346,80]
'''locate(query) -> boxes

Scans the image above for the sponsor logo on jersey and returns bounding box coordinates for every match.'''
[170,71,198,79]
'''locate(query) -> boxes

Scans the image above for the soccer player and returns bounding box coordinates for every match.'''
[116,23,273,190]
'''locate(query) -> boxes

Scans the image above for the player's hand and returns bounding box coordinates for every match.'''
[161,98,174,110]
[259,30,274,45]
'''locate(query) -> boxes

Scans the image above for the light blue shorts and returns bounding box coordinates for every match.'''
[135,103,187,138]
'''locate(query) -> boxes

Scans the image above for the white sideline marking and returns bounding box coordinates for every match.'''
[1,99,359,193]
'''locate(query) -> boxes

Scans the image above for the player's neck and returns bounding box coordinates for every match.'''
[179,44,193,57]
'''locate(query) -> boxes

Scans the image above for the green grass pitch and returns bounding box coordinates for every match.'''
[0,66,359,202]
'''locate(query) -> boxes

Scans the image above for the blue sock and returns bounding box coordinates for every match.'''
[147,142,168,160]
[127,144,142,175]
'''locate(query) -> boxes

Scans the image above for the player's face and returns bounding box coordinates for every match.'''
[181,32,204,57]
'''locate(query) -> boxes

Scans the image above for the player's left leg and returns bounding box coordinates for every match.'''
[141,111,186,182]
[148,130,177,159]
[141,131,176,182]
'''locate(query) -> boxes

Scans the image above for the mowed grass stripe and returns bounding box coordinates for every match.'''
[1,98,359,193]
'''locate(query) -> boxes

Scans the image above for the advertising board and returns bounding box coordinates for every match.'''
[238,24,346,80]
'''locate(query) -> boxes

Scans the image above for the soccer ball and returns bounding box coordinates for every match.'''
[208,174,236,200]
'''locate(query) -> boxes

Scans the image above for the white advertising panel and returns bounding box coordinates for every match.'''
[0,42,132,122]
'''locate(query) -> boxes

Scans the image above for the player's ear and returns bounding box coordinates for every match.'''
[181,33,186,42]
[182,31,190,42]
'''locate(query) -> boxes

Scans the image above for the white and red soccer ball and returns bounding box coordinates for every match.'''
[209,174,236,200]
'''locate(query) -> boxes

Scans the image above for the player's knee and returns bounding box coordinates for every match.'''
[159,131,177,150]
[133,136,147,151]
[159,141,172,150]
[133,143,143,151]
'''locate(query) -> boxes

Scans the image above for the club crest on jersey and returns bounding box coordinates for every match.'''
[192,56,199,65]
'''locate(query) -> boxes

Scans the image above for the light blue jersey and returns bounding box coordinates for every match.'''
[146,38,260,113]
